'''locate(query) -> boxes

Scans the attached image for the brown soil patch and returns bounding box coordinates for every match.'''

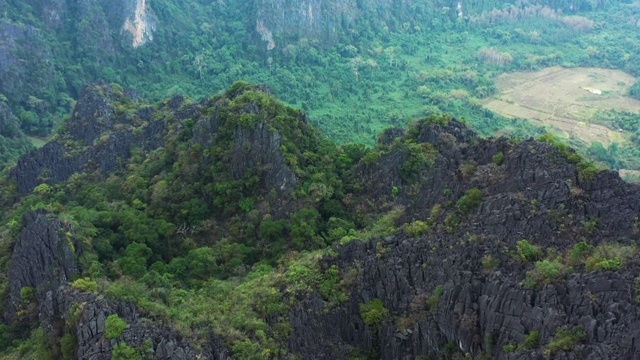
[483,66,640,147]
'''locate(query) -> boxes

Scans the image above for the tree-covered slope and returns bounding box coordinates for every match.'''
[1,83,640,359]
[0,101,31,169]
[1,0,640,167]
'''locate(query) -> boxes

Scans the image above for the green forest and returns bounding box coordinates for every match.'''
[1,0,640,358]
[1,0,640,170]
[0,82,424,359]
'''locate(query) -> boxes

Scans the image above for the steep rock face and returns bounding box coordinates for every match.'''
[64,83,121,146]
[292,239,640,359]
[9,84,168,196]
[232,122,297,192]
[9,83,299,198]
[254,0,455,45]
[3,208,230,359]
[290,120,640,359]
[5,210,77,322]
[40,287,231,360]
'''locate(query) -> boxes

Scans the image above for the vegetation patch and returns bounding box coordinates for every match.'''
[546,326,585,356]
[456,188,483,214]
[516,240,544,262]
[359,299,389,329]
[105,314,127,339]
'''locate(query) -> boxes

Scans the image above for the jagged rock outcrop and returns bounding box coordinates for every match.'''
[9,84,167,196]
[4,207,231,359]
[5,210,78,322]
[10,83,299,197]
[3,83,311,359]
[291,237,640,359]
[40,287,231,360]
[290,120,640,359]
[232,122,297,192]
[6,86,640,359]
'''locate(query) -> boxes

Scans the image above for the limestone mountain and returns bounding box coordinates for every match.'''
[1,83,640,359]
[2,0,637,167]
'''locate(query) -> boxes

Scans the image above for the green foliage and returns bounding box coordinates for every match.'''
[285,258,322,297]
[481,255,500,272]
[0,324,10,352]
[318,265,349,306]
[289,208,322,250]
[259,220,286,241]
[568,241,593,267]
[516,240,544,262]
[492,151,504,166]
[71,277,98,293]
[523,259,566,288]
[502,343,516,353]
[629,82,640,100]
[238,198,254,213]
[537,133,599,182]
[105,314,127,339]
[355,207,404,241]
[600,258,622,271]
[582,219,597,234]
[20,286,35,302]
[4,328,54,360]
[444,213,460,233]
[456,188,483,214]
[33,183,53,196]
[359,299,389,329]
[118,242,152,279]
[521,331,540,350]
[111,342,138,360]
[405,220,429,237]
[400,142,436,183]
[362,152,380,166]
[584,243,635,272]
[60,332,76,360]
[326,217,356,243]
[231,340,263,360]
[546,326,585,355]
[170,247,219,284]
[426,285,445,311]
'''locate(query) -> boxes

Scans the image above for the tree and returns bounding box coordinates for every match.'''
[289,208,321,249]
[118,242,152,279]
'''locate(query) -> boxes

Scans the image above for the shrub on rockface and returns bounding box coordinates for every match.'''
[546,326,585,355]
[105,314,127,339]
[456,188,483,214]
[516,239,544,262]
[360,299,389,329]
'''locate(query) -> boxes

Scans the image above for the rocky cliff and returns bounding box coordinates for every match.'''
[3,85,640,359]
[289,120,640,359]
[5,209,77,323]
[42,286,230,360]
[9,83,167,196]
[5,209,231,359]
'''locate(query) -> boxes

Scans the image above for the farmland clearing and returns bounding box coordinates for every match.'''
[483,66,640,148]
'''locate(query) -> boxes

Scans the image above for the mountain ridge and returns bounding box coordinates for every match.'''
[1,82,640,359]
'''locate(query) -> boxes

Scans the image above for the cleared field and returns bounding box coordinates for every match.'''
[483,66,640,147]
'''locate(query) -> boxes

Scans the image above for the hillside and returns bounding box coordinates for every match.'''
[1,0,640,168]
[1,83,640,359]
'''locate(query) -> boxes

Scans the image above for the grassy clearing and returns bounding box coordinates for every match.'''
[484,67,640,148]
